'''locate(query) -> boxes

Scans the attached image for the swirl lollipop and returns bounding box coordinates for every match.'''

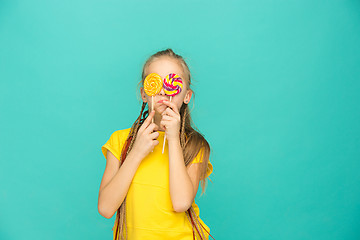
[162,73,183,154]
[163,73,183,96]
[144,73,163,123]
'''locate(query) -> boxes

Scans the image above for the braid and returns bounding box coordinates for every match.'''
[114,101,148,240]
[186,207,208,240]
[126,102,148,158]
[180,104,187,149]
[191,207,206,238]
[181,104,211,240]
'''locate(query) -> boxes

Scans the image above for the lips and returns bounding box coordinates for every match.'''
[158,99,167,103]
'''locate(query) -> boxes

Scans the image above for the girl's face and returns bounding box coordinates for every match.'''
[140,57,192,115]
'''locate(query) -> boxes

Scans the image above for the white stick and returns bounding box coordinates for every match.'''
[151,96,154,153]
[162,96,172,154]
[151,96,154,123]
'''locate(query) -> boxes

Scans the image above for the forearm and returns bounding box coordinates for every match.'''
[98,151,142,218]
[168,138,194,212]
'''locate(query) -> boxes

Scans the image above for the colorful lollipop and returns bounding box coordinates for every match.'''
[162,73,183,154]
[163,73,183,96]
[144,73,163,123]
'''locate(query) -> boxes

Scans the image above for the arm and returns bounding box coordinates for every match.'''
[98,150,142,219]
[168,138,201,213]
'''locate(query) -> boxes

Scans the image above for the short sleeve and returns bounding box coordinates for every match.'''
[101,129,129,161]
[191,148,213,179]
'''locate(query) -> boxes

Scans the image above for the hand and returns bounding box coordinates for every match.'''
[160,100,181,142]
[131,110,160,160]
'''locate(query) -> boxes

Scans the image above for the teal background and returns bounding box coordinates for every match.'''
[1,0,359,239]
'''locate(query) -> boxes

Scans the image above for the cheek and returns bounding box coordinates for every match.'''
[175,100,184,110]
[145,95,153,102]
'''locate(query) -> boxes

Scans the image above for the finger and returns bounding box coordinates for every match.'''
[162,108,178,118]
[162,100,179,114]
[139,110,155,132]
[149,131,159,139]
[144,122,159,135]
[161,115,172,121]
[151,122,160,132]
[152,139,159,146]
[160,121,166,131]
[160,120,168,130]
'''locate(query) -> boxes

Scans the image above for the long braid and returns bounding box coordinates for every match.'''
[181,104,211,240]
[185,209,196,240]
[181,105,202,239]
[180,104,187,148]
[114,102,148,240]
[191,207,206,239]
[126,102,148,158]
[191,208,204,239]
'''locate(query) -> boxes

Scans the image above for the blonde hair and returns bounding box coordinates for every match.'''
[114,48,213,240]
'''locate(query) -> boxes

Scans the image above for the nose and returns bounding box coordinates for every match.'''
[158,87,166,96]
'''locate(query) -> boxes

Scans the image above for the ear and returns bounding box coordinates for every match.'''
[140,87,147,103]
[184,89,193,104]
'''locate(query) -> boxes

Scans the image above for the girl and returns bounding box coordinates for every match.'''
[98,48,215,240]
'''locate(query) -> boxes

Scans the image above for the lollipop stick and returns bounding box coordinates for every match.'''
[151,96,154,153]
[151,96,154,123]
[162,96,172,154]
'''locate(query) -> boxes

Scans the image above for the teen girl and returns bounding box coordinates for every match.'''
[98,48,215,240]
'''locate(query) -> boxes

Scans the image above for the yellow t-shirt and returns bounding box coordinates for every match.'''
[101,128,213,240]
